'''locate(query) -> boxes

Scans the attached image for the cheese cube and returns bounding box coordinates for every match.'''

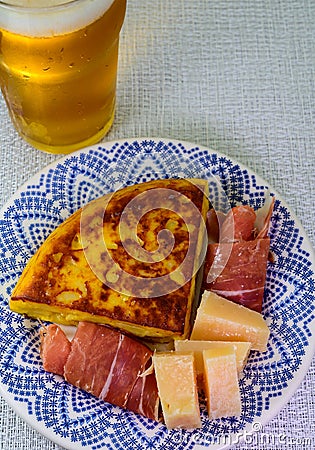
[153,352,201,429]
[190,291,270,351]
[203,345,241,419]
[174,340,251,377]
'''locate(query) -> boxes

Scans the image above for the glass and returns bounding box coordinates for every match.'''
[0,0,126,154]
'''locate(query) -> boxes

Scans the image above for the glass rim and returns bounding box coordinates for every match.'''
[0,0,85,13]
[0,0,117,36]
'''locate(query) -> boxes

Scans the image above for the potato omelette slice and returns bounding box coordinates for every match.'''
[10,178,209,342]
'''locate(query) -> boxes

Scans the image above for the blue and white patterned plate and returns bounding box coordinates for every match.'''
[0,138,314,450]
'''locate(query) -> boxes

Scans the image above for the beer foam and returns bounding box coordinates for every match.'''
[0,0,115,37]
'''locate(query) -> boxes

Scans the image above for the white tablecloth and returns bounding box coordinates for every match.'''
[0,1,314,449]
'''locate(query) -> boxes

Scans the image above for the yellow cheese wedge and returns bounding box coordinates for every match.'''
[190,291,270,351]
[203,345,241,419]
[153,352,201,429]
[174,340,251,377]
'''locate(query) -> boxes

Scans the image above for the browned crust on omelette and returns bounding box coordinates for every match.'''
[10,178,209,341]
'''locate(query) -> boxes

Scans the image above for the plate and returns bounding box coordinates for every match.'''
[0,138,314,450]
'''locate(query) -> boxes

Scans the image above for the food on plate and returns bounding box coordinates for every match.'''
[125,368,159,421]
[203,198,275,312]
[152,352,201,429]
[40,321,159,421]
[204,238,270,312]
[203,345,241,419]
[11,177,276,428]
[220,205,257,242]
[40,323,71,376]
[174,339,251,379]
[10,178,209,342]
[190,290,270,352]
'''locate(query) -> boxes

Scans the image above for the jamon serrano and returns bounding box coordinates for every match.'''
[126,371,159,421]
[221,205,257,242]
[203,198,274,312]
[203,238,270,312]
[40,322,159,421]
[40,324,71,376]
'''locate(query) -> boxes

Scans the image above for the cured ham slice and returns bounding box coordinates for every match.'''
[204,198,274,312]
[40,324,71,376]
[206,208,223,242]
[204,238,270,312]
[126,371,159,421]
[95,329,153,409]
[40,322,159,421]
[221,205,256,242]
[64,322,123,398]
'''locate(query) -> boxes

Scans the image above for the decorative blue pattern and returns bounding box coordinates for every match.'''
[0,139,314,450]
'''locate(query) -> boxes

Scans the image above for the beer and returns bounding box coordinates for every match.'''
[0,0,126,153]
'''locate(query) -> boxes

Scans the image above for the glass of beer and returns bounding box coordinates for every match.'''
[0,0,126,154]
